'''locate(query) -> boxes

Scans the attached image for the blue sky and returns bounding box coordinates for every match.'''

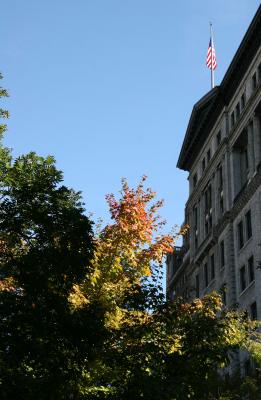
[1,1,260,234]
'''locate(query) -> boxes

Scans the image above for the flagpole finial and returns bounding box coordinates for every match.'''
[210,22,213,36]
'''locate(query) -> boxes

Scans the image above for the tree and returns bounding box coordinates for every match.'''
[77,176,175,311]
[0,72,9,139]
[0,76,97,399]
[74,177,260,400]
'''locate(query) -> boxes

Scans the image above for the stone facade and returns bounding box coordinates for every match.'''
[167,5,261,332]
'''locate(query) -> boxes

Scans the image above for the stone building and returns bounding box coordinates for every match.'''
[166,4,261,329]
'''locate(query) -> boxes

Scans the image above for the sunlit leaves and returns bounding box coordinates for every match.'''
[84,176,175,314]
[0,73,9,139]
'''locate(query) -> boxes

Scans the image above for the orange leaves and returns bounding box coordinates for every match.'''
[76,177,193,336]
[91,176,178,287]
[0,278,16,292]
[104,176,170,251]
[82,176,184,320]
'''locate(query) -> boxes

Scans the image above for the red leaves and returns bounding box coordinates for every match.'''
[95,177,177,281]
[105,177,169,246]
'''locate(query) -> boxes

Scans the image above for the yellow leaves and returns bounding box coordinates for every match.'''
[179,223,190,236]
[166,335,183,355]
[69,284,89,308]
[247,335,261,363]
[80,177,187,330]
[89,267,101,287]
[223,322,245,346]
[200,292,223,313]
[0,277,16,292]
[105,306,124,330]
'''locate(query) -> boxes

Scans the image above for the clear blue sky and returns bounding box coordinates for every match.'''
[1,1,260,232]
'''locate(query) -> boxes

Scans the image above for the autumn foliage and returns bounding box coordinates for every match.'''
[0,74,260,399]
[96,175,174,274]
[72,176,178,316]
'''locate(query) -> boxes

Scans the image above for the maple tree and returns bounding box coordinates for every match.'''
[72,176,177,313]
[71,177,260,400]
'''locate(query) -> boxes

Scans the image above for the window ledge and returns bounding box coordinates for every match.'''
[237,236,253,256]
[204,278,216,291]
[239,280,255,297]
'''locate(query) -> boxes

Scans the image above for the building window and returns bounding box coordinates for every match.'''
[217,164,223,189]
[168,261,173,279]
[204,184,212,235]
[216,130,221,147]
[193,205,198,250]
[217,165,224,215]
[184,211,189,249]
[219,191,224,215]
[183,288,188,300]
[195,274,200,298]
[210,254,215,280]
[205,221,208,236]
[244,359,251,377]
[193,173,198,188]
[258,63,261,82]
[233,129,249,192]
[193,205,198,228]
[248,255,255,283]
[241,145,249,177]
[245,210,252,240]
[204,263,208,287]
[240,265,246,292]
[237,220,244,250]
[195,236,198,250]
[241,92,246,110]
[220,241,225,268]
[231,111,235,128]
[252,72,257,90]
[207,149,211,163]
[202,158,206,172]
[220,284,227,305]
[250,301,257,320]
[235,102,240,120]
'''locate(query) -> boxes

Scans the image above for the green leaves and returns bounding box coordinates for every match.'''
[0,117,95,398]
[0,74,9,140]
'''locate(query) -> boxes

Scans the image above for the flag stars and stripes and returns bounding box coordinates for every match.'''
[206,38,217,70]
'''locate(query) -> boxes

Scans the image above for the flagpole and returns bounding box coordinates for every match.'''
[210,22,214,89]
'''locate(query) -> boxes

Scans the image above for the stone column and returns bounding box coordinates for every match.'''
[253,113,261,170]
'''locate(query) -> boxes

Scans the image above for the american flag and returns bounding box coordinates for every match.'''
[206,38,217,70]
